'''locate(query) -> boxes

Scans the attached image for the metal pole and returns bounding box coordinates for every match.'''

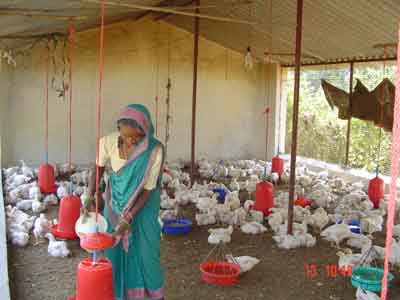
[345,62,354,166]
[190,0,200,185]
[287,0,303,235]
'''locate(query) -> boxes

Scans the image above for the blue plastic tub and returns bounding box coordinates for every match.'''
[337,220,361,234]
[351,267,394,292]
[162,218,192,236]
[213,188,227,202]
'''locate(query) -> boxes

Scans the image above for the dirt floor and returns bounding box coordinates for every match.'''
[7,201,400,300]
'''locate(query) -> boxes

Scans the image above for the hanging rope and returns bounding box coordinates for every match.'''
[164,28,172,159]
[381,26,400,300]
[68,20,75,177]
[44,40,50,164]
[95,0,106,223]
[154,23,160,137]
[264,107,270,160]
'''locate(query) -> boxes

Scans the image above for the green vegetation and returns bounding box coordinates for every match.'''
[284,62,396,175]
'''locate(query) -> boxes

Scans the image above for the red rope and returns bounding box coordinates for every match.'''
[95,0,106,222]
[68,20,76,177]
[155,96,159,136]
[381,25,400,300]
[44,40,50,164]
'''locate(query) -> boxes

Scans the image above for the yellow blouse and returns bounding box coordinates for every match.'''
[97,132,162,190]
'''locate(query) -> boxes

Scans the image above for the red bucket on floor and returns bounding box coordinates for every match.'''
[368,176,384,209]
[38,164,57,194]
[52,195,81,240]
[72,257,114,300]
[200,261,240,286]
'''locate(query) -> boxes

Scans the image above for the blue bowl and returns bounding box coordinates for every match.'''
[213,188,227,202]
[162,218,192,236]
[337,220,361,234]
[351,267,394,292]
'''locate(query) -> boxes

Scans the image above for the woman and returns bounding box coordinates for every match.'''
[84,104,165,300]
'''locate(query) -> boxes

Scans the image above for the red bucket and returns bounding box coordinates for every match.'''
[271,156,284,175]
[368,176,384,209]
[72,257,114,300]
[52,195,81,240]
[200,261,240,286]
[38,164,57,194]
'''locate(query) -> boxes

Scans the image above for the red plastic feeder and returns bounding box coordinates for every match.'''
[271,155,284,175]
[70,257,114,300]
[295,197,312,208]
[38,164,57,194]
[80,232,114,252]
[52,195,82,240]
[254,180,274,216]
[368,176,384,209]
[200,261,240,286]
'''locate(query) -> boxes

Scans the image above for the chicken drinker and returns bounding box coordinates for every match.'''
[75,212,108,238]
[38,164,57,194]
[254,167,274,216]
[368,176,384,209]
[52,195,82,240]
[271,155,284,175]
[80,232,114,252]
[70,257,115,300]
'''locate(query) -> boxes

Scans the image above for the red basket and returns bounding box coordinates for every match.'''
[200,261,240,286]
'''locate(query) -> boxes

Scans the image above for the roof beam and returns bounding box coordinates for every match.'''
[153,0,195,21]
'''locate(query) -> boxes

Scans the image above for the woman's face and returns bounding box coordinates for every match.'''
[119,124,143,147]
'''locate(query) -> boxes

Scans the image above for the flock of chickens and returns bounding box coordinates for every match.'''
[2,158,400,298]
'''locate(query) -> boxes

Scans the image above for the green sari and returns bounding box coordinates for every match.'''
[103,104,164,300]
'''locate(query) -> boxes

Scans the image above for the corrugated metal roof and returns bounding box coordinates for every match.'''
[0,0,398,64]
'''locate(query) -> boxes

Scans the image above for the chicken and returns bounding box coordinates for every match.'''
[162,172,173,185]
[346,233,373,251]
[273,232,316,249]
[208,225,233,244]
[4,166,19,177]
[243,200,254,212]
[16,199,33,211]
[305,207,329,232]
[9,231,30,247]
[230,178,240,191]
[248,210,264,223]
[360,214,383,234]
[9,174,30,189]
[336,248,366,269]
[29,182,42,200]
[356,287,380,300]
[160,191,177,210]
[232,207,247,226]
[32,200,46,214]
[45,233,70,257]
[268,212,284,232]
[293,205,311,223]
[44,194,59,207]
[224,191,241,211]
[226,255,260,273]
[270,172,280,185]
[195,210,217,226]
[241,221,267,234]
[57,183,69,199]
[196,196,218,213]
[320,222,353,248]
[20,160,35,178]
[33,213,51,242]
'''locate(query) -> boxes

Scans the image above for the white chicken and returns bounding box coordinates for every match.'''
[20,160,34,178]
[208,225,233,244]
[248,210,264,223]
[16,199,33,211]
[9,231,30,247]
[33,213,51,241]
[320,222,353,248]
[29,181,42,201]
[305,207,329,232]
[57,183,69,199]
[195,210,217,226]
[243,200,254,212]
[355,287,380,300]
[196,196,218,213]
[44,194,59,207]
[232,207,247,226]
[230,178,240,191]
[226,255,260,273]
[268,212,284,232]
[241,221,267,234]
[336,248,366,270]
[273,232,316,249]
[32,200,46,214]
[270,172,280,185]
[45,233,70,257]
[346,233,373,251]
[224,191,241,211]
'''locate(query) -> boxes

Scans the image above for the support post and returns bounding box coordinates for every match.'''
[345,62,354,166]
[190,0,200,185]
[287,0,303,235]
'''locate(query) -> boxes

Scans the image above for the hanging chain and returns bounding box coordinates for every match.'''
[165,28,172,159]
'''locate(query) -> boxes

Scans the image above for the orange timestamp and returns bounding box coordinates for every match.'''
[305,264,353,279]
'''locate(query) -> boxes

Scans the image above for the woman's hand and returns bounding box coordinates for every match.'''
[112,218,131,247]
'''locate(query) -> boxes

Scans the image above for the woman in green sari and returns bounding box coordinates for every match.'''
[85,104,165,300]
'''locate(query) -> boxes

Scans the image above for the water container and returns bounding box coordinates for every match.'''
[254,180,274,216]
[80,232,114,252]
[368,176,384,209]
[73,258,114,300]
[271,155,284,175]
[52,195,82,240]
[38,164,57,194]
[212,188,227,202]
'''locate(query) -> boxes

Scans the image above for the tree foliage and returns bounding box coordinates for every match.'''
[284,62,395,175]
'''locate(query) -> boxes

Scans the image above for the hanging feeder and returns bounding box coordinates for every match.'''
[368,175,384,209]
[52,194,82,240]
[254,167,274,216]
[38,164,57,194]
[271,154,284,176]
